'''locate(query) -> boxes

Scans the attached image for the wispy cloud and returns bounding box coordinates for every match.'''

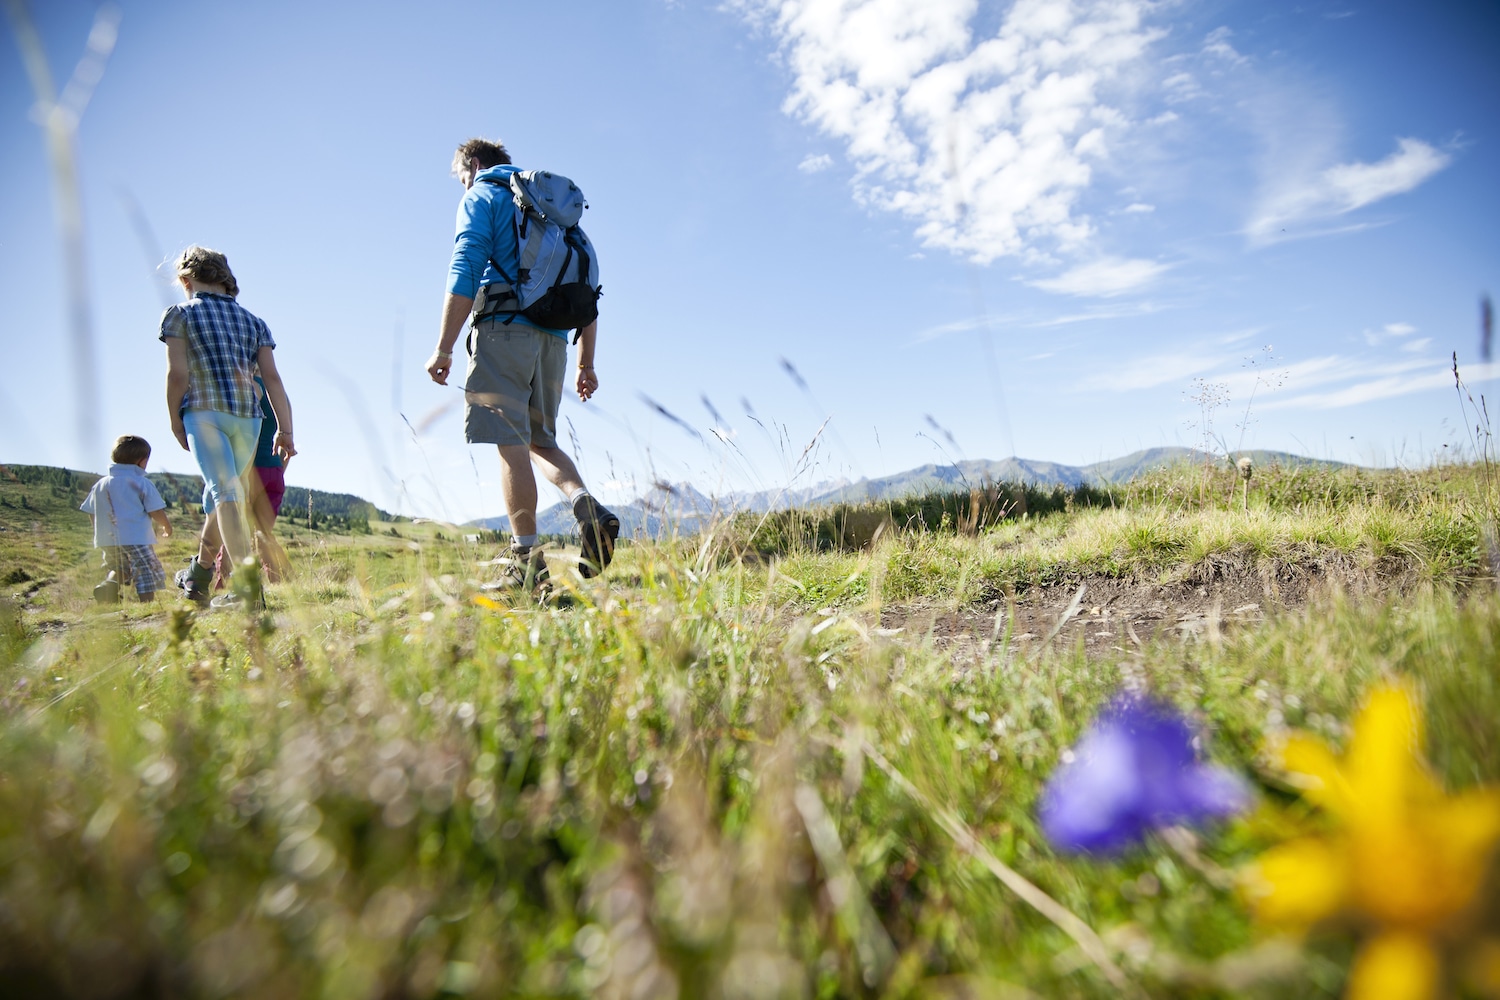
[1248,137,1450,244]
[731,0,1163,270]
[1200,26,1247,67]
[1078,345,1451,402]
[798,152,834,173]
[1326,139,1449,209]
[1027,299,1165,327]
[1029,256,1168,297]
[1262,360,1500,410]
[915,298,1159,340]
[911,312,1018,343]
[1362,321,1417,346]
[1077,351,1221,391]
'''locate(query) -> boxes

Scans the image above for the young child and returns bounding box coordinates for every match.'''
[81,435,173,602]
[162,246,295,608]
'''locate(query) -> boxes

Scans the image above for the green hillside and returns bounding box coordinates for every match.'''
[0,464,394,590]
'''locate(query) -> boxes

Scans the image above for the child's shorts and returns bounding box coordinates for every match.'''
[104,545,166,597]
[256,465,286,516]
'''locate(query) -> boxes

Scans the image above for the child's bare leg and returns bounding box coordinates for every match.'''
[246,473,289,582]
[138,591,155,603]
[216,500,253,567]
[197,510,223,565]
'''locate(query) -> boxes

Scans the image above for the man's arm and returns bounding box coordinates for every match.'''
[429,185,496,385]
[165,338,190,450]
[574,320,598,402]
[256,346,297,461]
[426,292,474,385]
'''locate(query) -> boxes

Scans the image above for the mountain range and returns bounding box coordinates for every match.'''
[466,447,1340,537]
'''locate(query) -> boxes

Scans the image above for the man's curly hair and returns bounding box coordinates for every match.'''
[452,138,511,176]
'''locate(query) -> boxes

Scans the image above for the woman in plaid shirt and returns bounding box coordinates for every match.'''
[162,246,296,608]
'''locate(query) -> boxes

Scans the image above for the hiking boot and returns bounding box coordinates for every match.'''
[480,544,553,598]
[574,495,620,579]
[175,556,212,607]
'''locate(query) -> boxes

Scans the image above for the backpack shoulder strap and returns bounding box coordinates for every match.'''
[476,177,519,287]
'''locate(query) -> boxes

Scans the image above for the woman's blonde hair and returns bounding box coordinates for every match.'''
[175,245,239,297]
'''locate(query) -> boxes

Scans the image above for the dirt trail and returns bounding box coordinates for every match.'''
[878,552,1429,660]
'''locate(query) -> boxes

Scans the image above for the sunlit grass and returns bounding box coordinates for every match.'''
[2,462,1497,997]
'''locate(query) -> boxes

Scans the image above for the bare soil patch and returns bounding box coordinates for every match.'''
[878,551,1430,661]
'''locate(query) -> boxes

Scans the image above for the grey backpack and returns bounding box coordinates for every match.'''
[478,169,601,336]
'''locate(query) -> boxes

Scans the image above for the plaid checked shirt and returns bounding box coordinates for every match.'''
[159,293,276,417]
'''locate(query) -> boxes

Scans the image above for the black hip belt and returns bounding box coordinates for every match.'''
[472,283,519,323]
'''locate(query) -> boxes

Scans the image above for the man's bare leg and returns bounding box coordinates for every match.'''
[497,444,540,538]
[498,444,588,532]
[529,444,586,498]
[530,443,617,578]
[497,443,615,579]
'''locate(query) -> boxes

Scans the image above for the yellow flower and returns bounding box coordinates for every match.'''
[1244,682,1500,1000]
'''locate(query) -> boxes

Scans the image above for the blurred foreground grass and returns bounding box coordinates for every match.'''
[1,461,1498,998]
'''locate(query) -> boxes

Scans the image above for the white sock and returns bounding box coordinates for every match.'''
[567,487,589,505]
[515,533,538,548]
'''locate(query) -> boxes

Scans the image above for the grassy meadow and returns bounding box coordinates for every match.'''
[2,459,1498,999]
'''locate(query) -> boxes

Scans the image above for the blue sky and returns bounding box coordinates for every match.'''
[2,0,1497,521]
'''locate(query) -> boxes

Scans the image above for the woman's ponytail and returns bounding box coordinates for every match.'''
[175,246,239,297]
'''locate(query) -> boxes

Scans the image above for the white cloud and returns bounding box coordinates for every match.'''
[1028,299,1164,326]
[1208,353,1450,405]
[1161,71,1201,103]
[1201,27,1246,66]
[1324,138,1449,211]
[1363,321,1417,346]
[910,312,1019,343]
[1077,351,1221,391]
[1248,137,1450,244]
[798,152,834,173]
[1258,362,1484,410]
[1029,256,1168,297]
[1079,347,1448,401]
[1121,202,1154,213]
[731,0,1162,265]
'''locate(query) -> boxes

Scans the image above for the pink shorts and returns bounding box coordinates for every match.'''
[256,465,286,516]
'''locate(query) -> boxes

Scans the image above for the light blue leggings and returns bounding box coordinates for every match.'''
[183,409,262,510]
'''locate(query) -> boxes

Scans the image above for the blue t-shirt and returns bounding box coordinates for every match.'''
[81,464,166,547]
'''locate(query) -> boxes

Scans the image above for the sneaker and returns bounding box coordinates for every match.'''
[480,545,552,598]
[574,495,620,579]
[176,557,212,607]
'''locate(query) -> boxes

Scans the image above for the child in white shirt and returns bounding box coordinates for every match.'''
[81,435,173,602]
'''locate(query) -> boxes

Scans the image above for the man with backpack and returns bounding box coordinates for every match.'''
[425,137,619,596]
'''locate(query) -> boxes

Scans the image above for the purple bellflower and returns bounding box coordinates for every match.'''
[1039,695,1250,854]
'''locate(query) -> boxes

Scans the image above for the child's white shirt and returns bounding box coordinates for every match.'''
[80,464,166,547]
